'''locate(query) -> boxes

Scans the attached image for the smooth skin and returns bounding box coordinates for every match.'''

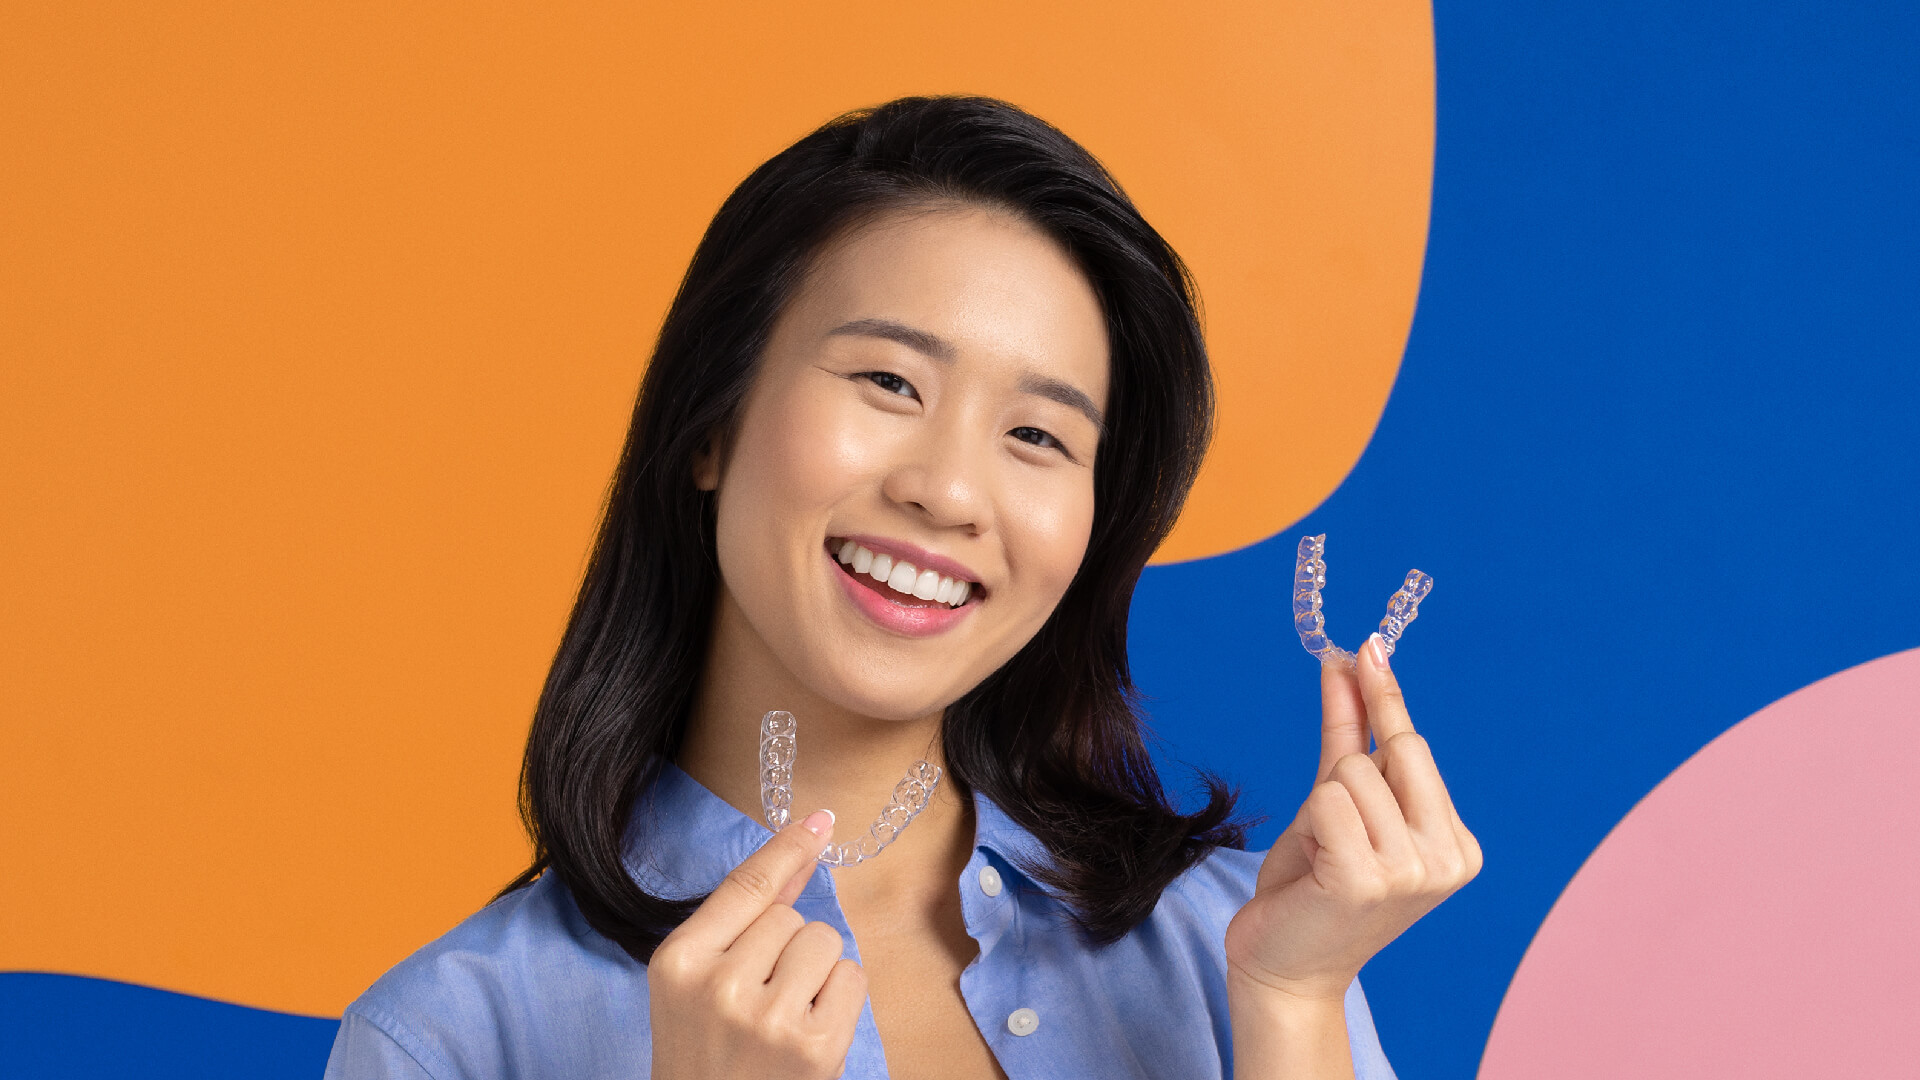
[657,205,1480,1080]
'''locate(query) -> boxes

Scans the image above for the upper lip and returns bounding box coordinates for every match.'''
[832,533,985,589]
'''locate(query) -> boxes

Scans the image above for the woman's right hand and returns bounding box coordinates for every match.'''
[647,809,868,1080]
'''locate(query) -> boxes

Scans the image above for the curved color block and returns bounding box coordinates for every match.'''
[0,973,337,1080]
[0,1,1431,1015]
[1478,648,1920,1078]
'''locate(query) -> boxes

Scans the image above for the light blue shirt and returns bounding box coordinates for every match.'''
[325,762,1396,1079]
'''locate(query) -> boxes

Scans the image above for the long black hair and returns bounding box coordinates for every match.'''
[503,95,1247,960]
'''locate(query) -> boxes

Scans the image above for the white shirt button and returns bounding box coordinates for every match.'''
[978,864,1003,897]
[1006,1007,1039,1037]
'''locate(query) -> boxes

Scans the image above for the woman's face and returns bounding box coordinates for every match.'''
[701,205,1110,722]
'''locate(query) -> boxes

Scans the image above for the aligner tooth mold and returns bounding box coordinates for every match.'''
[1293,535,1433,670]
[1377,569,1433,657]
[758,710,942,866]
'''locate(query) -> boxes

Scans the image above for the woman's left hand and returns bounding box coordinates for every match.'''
[1225,633,1483,1007]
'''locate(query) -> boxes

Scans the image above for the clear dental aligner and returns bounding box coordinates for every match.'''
[1293,534,1434,671]
[759,710,943,867]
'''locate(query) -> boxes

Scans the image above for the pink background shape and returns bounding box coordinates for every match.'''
[1479,647,1920,1078]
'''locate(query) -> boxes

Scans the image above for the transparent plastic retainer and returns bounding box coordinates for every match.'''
[758,710,942,866]
[1294,534,1433,670]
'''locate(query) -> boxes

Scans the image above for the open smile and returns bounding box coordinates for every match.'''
[824,535,984,637]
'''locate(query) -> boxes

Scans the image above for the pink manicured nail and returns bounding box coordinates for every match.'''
[1368,632,1390,670]
[800,809,835,837]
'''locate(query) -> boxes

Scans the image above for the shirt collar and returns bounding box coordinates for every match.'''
[966,787,1067,900]
[623,760,1067,902]
[622,759,818,900]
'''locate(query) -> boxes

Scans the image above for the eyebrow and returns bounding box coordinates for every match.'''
[826,317,956,361]
[1019,373,1106,432]
[826,317,1106,431]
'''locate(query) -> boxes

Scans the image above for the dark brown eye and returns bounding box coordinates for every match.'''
[859,371,919,399]
[1010,426,1064,451]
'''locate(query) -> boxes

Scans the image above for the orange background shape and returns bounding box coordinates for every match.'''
[0,2,1432,1015]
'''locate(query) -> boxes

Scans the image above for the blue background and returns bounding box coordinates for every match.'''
[5,1,1916,1076]
[1136,1,1919,1074]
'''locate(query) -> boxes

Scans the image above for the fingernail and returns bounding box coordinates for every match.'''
[1368,632,1390,670]
[801,809,834,837]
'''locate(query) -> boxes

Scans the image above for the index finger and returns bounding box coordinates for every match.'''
[675,809,835,951]
[1357,632,1416,744]
[1318,661,1370,781]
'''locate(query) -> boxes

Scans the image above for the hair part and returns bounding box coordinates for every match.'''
[502,94,1248,959]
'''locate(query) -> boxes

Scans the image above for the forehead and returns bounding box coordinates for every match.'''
[780,205,1111,405]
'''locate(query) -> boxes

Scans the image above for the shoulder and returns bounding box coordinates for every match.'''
[333,875,651,1080]
[349,872,627,1020]
[1151,842,1265,927]
[1084,841,1259,991]
[1035,841,1261,996]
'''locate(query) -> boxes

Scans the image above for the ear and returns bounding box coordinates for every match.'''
[691,432,723,491]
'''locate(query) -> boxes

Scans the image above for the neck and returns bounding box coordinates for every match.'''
[676,590,974,898]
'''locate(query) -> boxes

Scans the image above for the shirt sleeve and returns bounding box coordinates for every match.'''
[323,1011,443,1080]
[1345,976,1398,1080]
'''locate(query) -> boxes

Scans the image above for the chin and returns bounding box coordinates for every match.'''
[807,663,975,724]
[821,672,967,722]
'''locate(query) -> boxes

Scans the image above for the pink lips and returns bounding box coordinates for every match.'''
[836,533,982,587]
[827,539,979,638]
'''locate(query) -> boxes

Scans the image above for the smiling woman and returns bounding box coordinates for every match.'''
[691,206,1111,723]
[323,96,1469,1080]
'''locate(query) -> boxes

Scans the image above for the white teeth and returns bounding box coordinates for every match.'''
[834,539,974,608]
[887,561,919,593]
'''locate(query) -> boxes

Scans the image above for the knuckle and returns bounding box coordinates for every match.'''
[728,862,779,900]
[1330,777,1365,805]
[800,1028,841,1064]
[1334,752,1376,773]
[1462,832,1486,875]
[710,976,754,1024]
[838,958,868,992]
[1328,755,1377,787]
[798,920,845,950]
[767,903,805,935]
[765,1011,805,1046]
[1308,780,1348,810]
[1384,731,1430,757]
[1388,861,1428,893]
[648,939,695,983]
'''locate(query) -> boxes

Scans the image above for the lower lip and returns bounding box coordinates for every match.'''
[829,555,975,638]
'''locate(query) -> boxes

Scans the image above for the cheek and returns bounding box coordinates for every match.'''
[1001,473,1097,603]
[719,379,888,553]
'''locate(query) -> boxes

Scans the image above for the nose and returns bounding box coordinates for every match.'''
[880,416,992,534]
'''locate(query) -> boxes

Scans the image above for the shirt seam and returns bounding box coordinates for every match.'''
[346,1001,457,1080]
